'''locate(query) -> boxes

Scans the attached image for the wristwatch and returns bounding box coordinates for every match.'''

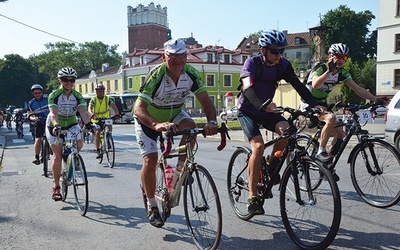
[208,120,218,125]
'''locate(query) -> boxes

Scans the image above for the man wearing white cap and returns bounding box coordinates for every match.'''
[134,38,218,227]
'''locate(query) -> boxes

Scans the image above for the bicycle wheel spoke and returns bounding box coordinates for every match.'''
[183,165,222,250]
[280,160,341,249]
[351,140,400,208]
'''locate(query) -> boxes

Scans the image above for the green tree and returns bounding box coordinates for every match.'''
[0,54,35,107]
[323,5,376,63]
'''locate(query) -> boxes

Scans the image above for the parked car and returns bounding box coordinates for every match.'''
[385,91,400,150]
[219,106,238,121]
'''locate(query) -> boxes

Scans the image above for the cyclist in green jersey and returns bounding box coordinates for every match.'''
[46,67,92,201]
[134,38,218,227]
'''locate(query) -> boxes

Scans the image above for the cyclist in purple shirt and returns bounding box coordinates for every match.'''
[237,30,318,215]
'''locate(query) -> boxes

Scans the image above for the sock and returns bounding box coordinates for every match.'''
[147,198,157,210]
[35,155,39,160]
[317,148,327,155]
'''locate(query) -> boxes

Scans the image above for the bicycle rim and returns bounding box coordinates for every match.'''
[105,134,115,168]
[73,154,89,216]
[183,165,222,250]
[155,163,170,222]
[42,138,50,177]
[280,159,341,249]
[227,147,254,221]
[350,139,400,208]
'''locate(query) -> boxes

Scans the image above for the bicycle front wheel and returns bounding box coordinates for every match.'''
[227,147,254,221]
[42,138,50,177]
[183,164,222,250]
[105,133,115,168]
[280,158,341,250]
[350,139,400,208]
[72,154,89,216]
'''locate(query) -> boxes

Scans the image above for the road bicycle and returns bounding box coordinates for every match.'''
[15,119,24,139]
[57,128,89,216]
[297,102,400,208]
[141,123,230,250]
[29,114,52,177]
[227,104,341,250]
[93,117,116,168]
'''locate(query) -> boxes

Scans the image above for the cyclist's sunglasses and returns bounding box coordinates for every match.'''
[268,48,285,55]
[334,54,348,60]
[61,78,76,83]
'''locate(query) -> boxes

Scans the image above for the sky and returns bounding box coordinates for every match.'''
[0,0,379,59]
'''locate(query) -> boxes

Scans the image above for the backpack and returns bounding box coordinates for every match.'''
[303,62,345,86]
[236,55,284,97]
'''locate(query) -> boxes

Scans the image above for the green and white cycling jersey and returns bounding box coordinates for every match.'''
[138,63,207,122]
[47,88,87,128]
[311,66,352,103]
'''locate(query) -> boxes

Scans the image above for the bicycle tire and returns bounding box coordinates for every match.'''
[350,139,400,208]
[280,158,341,250]
[105,133,115,168]
[60,171,68,201]
[183,164,222,250]
[154,163,170,222]
[42,138,50,177]
[227,147,254,221]
[72,154,89,216]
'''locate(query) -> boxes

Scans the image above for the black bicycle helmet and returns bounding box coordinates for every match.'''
[57,67,78,78]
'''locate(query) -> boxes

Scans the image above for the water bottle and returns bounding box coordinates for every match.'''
[165,165,175,193]
[170,166,182,190]
[63,148,71,163]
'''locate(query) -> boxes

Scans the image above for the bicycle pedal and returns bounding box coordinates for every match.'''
[261,191,273,199]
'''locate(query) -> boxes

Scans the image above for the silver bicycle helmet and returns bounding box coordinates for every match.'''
[57,67,78,78]
[328,43,350,56]
[259,30,288,48]
[31,84,43,92]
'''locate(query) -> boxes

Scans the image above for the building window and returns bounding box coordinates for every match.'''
[398,0,400,16]
[91,82,95,92]
[186,96,194,108]
[395,69,400,86]
[223,75,232,87]
[107,80,111,91]
[114,79,118,90]
[85,84,88,93]
[224,54,230,63]
[206,74,215,86]
[128,78,133,89]
[242,55,248,63]
[79,84,82,93]
[141,76,146,86]
[296,51,301,59]
[295,37,301,45]
[207,53,214,62]
[396,34,400,52]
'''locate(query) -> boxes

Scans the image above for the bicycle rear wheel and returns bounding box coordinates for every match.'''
[350,139,400,208]
[72,154,89,216]
[105,133,115,168]
[149,163,170,222]
[227,147,254,221]
[280,158,341,250]
[183,164,222,250]
[97,136,104,164]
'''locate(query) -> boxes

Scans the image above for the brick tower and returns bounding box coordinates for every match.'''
[127,3,171,53]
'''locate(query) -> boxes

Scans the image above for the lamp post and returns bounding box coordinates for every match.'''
[216,51,221,114]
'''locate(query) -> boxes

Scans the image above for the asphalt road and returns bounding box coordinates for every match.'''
[0,123,399,250]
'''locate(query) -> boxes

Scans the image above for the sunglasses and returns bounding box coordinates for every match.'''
[33,92,42,95]
[61,78,76,83]
[165,52,187,58]
[334,54,348,60]
[268,48,285,55]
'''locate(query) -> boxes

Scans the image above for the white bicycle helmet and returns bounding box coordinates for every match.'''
[259,30,288,48]
[31,84,43,92]
[57,67,78,78]
[328,43,350,56]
